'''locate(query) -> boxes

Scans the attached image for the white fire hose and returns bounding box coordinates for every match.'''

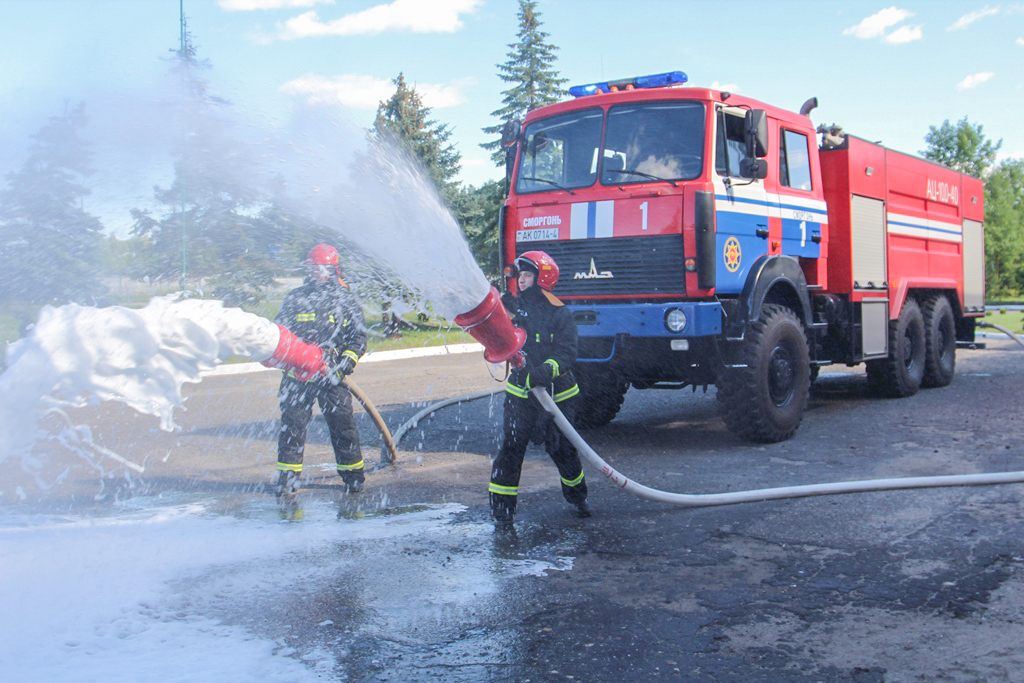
[386,383,1024,507]
[531,387,1024,507]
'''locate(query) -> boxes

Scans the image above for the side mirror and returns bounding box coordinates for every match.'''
[744,109,768,158]
[504,145,516,191]
[740,158,768,180]
[501,119,521,148]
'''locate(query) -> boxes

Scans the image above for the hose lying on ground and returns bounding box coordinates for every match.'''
[376,388,503,467]
[977,320,1024,348]
[530,387,1024,507]
[342,377,399,465]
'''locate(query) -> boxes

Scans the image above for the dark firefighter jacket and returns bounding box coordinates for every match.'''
[275,276,367,383]
[502,285,580,403]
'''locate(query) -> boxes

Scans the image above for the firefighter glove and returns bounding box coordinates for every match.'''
[337,355,356,376]
[526,359,556,388]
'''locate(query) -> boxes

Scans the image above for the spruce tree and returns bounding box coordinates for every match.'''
[130,19,281,306]
[0,102,107,309]
[482,0,567,166]
[373,73,462,206]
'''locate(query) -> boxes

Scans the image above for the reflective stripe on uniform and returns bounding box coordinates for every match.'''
[561,470,585,488]
[554,384,580,402]
[544,358,560,378]
[505,382,529,399]
[336,460,364,472]
[296,313,315,322]
[341,349,359,362]
[277,462,303,472]
[488,482,518,496]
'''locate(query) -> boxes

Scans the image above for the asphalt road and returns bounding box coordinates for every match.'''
[6,337,1024,682]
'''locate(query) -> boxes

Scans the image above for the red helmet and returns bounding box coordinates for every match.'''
[515,250,559,291]
[305,243,341,281]
[306,243,339,267]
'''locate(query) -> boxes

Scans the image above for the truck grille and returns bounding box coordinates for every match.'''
[519,235,685,297]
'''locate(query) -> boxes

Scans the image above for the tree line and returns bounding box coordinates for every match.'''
[1,0,1022,336]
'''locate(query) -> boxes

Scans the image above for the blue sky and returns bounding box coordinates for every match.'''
[1,0,1022,196]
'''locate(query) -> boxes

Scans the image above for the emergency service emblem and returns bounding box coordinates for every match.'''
[723,236,742,273]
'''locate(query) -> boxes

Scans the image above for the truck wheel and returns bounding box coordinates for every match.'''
[717,304,811,443]
[574,365,628,428]
[921,294,956,388]
[866,298,925,397]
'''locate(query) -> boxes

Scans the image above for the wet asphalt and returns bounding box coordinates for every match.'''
[9,338,1024,682]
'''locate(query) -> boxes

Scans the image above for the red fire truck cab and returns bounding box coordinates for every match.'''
[498,71,985,443]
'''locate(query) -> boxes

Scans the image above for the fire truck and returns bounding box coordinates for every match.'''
[497,71,986,443]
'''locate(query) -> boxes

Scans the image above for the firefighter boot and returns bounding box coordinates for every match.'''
[574,499,592,518]
[490,492,516,531]
[340,471,365,494]
[275,470,300,498]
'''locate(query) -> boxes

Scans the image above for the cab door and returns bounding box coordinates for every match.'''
[774,127,825,260]
[711,105,770,294]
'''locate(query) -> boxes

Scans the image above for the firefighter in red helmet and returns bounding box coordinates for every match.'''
[489,250,590,530]
[273,243,368,497]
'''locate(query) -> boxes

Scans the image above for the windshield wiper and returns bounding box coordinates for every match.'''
[521,176,575,195]
[606,168,678,187]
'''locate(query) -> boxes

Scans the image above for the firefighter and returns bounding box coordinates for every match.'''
[274,243,368,497]
[489,250,590,529]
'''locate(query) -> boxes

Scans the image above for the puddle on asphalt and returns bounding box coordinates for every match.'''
[1,493,583,681]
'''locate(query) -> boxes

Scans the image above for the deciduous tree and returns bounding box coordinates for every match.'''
[921,117,1001,178]
[984,159,1024,297]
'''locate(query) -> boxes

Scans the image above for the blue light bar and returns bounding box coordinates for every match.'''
[569,70,688,97]
[635,71,687,89]
[569,81,609,97]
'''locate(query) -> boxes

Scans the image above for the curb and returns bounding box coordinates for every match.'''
[201,343,485,377]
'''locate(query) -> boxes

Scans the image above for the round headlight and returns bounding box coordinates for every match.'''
[665,308,687,333]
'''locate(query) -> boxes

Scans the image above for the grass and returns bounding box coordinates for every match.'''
[366,325,475,353]
[983,307,1024,334]
[2,298,1018,367]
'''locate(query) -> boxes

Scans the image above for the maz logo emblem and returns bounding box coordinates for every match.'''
[574,258,614,279]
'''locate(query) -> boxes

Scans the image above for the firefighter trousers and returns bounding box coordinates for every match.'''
[277,375,364,485]
[489,391,587,520]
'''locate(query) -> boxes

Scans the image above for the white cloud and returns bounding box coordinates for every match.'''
[884,24,923,43]
[956,72,995,90]
[948,7,999,31]
[280,73,392,108]
[219,0,333,10]
[280,73,471,109]
[1017,37,1024,46]
[843,6,914,39]
[416,78,474,108]
[275,0,482,40]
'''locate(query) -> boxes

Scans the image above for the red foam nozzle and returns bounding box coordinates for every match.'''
[454,287,526,366]
[261,324,326,380]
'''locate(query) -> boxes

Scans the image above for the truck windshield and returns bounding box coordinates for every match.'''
[515,109,603,194]
[601,101,706,184]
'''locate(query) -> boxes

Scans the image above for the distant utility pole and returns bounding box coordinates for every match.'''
[178,0,188,296]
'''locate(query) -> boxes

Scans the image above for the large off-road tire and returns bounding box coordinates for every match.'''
[921,294,956,388]
[574,364,629,428]
[717,304,811,443]
[866,298,925,397]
